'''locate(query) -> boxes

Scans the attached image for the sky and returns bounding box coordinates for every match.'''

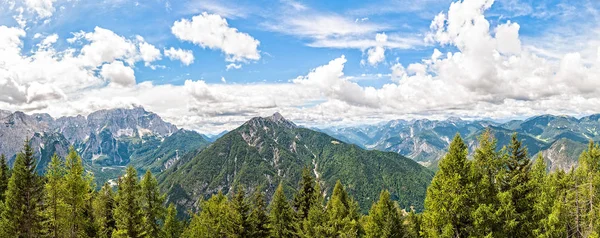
[1,0,600,134]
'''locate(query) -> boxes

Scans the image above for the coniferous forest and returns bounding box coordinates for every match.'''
[4,128,600,237]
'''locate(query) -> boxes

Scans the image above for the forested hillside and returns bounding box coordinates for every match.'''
[4,128,600,237]
[159,113,433,214]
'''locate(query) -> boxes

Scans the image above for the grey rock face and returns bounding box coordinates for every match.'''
[0,107,178,166]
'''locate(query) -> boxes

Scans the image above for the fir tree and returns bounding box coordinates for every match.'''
[141,170,166,238]
[163,204,181,238]
[269,183,297,237]
[324,180,361,237]
[404,207,422,238]
[113,166,145,238]
[298,182,328,237]
[422,134,472,237]
[470,129,501,236]
[0,154,9,202]
[1,140,45,237]
[248,190,270,237]
[94,183,116,238]
[293,167,318,220]
[63,147,91,238]
[43,154,67,238]
[231,185,251,236]
[496,133,534,237]
[570,141,600,237]
[182,191,241,238]
[363,190,404,238]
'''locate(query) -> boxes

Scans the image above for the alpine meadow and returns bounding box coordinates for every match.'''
[2,0,600,237]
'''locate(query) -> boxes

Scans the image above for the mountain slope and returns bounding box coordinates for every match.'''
[159,113,433,214]
[0,107,210,184]
[321,115,600,171]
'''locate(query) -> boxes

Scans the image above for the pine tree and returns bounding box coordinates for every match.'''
[247,190,270,237]
[94,183,116,238]
[182,191,241,238]
[269,183,297,237]
[113,166,145,238]
[298,182,328,237]
[422,134,472,237]
[470,129,501,236]
[1,140,45,237]
[293,167,318,220]
[404,207,422,238]
[570,141,600,237]
[496,133,534,237]
[141,170,166,238]
[63,147,92,238]
[0,154,10,202]
[231,185,251,236]
[44,154,67,238]
[363,190,403,238]
[324,180,361,237]
[163,204,181,238]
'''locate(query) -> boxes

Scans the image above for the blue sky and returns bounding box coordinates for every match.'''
[1,0,600,133]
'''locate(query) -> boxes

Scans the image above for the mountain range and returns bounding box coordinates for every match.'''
[158,113,433,213]
[0,107,210,184]
[319,114,600,171]
[3,107,600,214]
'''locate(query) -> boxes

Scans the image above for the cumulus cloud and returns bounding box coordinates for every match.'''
[136,37,162,66]
[365,33,387,66]
[171,12,260,62]
[24,0,58,18]
[164,47,195,65]
[71,27,139,67]
[100,61,136,87]
[6,0,600,134]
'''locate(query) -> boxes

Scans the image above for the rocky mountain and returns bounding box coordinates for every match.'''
[0,107,209,184]
[320,114,600,171]
[158,113,433,215]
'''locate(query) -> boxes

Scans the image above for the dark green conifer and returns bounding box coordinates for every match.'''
[113,166,144,238]
[0,140,45,237]
[141,170,166,237]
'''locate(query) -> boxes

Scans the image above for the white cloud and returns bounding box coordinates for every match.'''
[24,0,58,18]
[220,76,226,83]
[164,47,195,65]
[72,27,138,67]
[226,63,241,70]
[6,0,600,134]
[171,12,260,62]
[100,61,136,87]
[365,33,387,66]
[137,37,162,66]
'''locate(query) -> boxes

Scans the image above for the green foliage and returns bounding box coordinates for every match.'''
[64,147,93,238]
[182,191,241,238]
[247,190,270,237]
[113,166,145,238]
[0,154,9,202]
[44,153,67,238]
[363,190,404,238]
[422,134,472,237]
[141,170,166,237]
[1,140,45,237]
[269,183,297,237]
[163,204,181,238]
[323,180,362,237]
[159,118,433,216]
[94,183,116,238]
[293,167,319,220]
[496,133,534,237]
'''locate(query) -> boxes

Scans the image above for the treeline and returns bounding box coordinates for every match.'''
[0,142,178,238]
[5,128,600,237]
